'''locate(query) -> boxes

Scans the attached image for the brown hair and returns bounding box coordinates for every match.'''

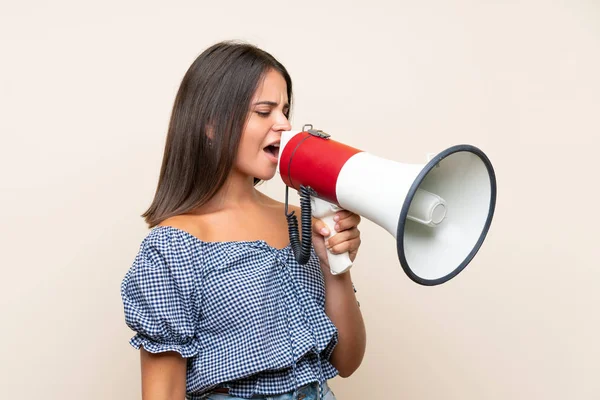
[142,41,293,227]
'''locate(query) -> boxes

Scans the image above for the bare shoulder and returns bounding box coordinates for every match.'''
[257,191,301,216]
[158,214,207,239]
[256,192,312,241]
[158,215,193,230]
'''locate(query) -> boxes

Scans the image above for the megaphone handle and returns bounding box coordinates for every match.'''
[311,197,353,275]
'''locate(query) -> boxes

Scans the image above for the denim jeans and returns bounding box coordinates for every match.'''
[202,382,336,400]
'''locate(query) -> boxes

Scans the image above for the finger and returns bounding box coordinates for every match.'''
[312,218,331,237]
[333,210,354,222]
[325,227,360,249]
[336,211,361,224]
[334,213,362,232]
[329,236,361,255]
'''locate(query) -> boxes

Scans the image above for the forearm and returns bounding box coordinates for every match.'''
[141,348,187,400]
[322,268,366,377]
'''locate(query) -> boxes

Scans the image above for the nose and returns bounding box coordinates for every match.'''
[273,114,292,132]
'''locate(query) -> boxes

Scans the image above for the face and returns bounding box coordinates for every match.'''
[233,69,291,181]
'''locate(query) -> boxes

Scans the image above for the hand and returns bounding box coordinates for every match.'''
[312,210,362,269]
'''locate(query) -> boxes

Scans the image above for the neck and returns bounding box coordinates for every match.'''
[199,169,261,214]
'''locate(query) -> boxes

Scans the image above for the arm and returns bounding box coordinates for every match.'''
[121,232,198,400]
[140,348,187,400]
[322,268,366,377]
[312,211,366,377]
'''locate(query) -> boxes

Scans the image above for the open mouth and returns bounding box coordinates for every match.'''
[264,144,280,160]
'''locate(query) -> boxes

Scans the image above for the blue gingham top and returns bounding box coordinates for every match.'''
[121,226,339,399]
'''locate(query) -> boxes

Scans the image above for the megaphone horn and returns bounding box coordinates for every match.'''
[277,125,497,286]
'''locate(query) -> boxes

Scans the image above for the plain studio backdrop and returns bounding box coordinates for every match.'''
[1,1,598,399]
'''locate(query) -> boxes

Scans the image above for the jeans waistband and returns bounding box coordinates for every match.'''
[201,381,332,399]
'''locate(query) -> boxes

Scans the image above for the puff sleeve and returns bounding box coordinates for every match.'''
[121,230,201,358]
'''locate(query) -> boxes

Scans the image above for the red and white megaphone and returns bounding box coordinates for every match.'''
[277,124,497,286]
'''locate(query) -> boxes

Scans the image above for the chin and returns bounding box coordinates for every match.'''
[254,167,278,181]
[255,172,277,181]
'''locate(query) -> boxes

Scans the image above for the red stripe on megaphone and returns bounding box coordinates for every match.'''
[279,131,362,204]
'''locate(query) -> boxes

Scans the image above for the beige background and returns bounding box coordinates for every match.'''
[1,0,599,399]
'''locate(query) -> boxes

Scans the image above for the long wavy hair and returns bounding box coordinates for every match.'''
[142,41,293,227]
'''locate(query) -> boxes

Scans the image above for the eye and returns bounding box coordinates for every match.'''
[256,111,270,117]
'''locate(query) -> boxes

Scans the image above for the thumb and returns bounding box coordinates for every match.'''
[312,218,331,237]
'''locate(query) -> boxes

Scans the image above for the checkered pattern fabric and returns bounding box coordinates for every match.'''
[121,226,339,399]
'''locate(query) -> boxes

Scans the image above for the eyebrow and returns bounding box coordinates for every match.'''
[253,100,290,108]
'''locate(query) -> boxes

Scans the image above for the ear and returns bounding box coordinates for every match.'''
[203,121,216,151]
[205,124,215,140]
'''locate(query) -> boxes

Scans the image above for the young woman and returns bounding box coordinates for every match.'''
[121,41,366,400]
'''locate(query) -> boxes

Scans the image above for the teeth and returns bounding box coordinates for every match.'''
[272,143,280,148]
